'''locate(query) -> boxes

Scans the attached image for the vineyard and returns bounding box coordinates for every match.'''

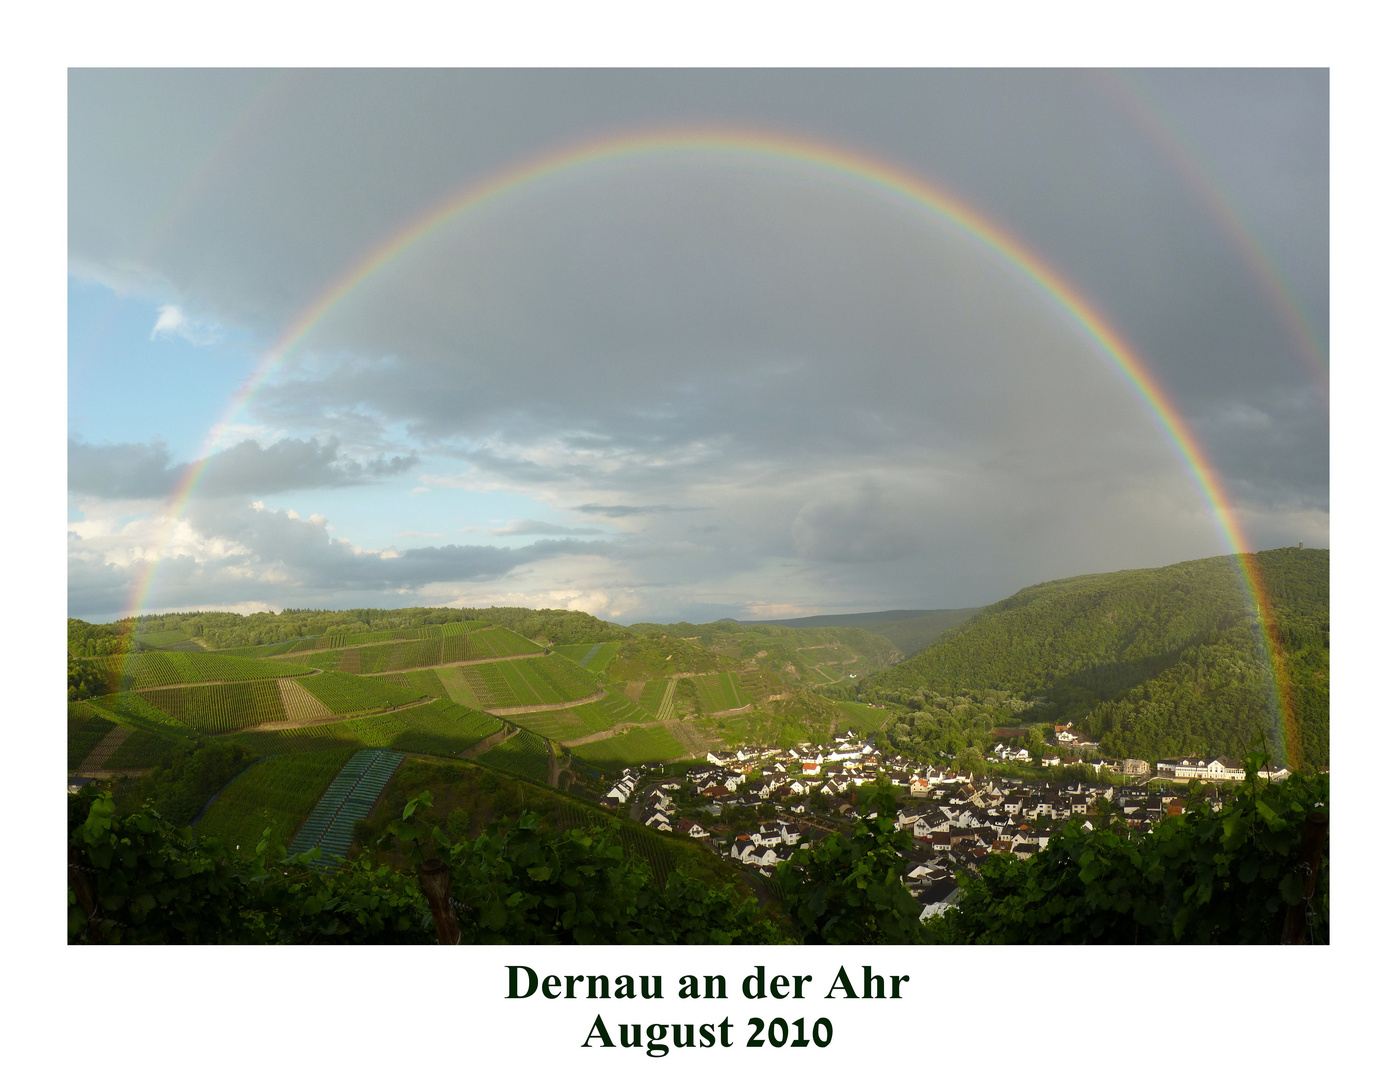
[213,637,316,658]
[638,678,672,717]
[458,626,541,659]
[551,642,622,674]
[86,692,199,742]
[224,723,362,758]
[288,748,407,865]
[99,651,316,690]
[344,638,443,674]
[568,725,686,768]
[434,664,483,708]
[342,699,502,756]
[138,680,288,734]
[67,705,117,770]
[278,678,336,724]
[294,671,427,715]
[372,668,449,698]
[131,628,192,648]
[549,796,677,884]
[104,727,185,770]
[194,748,357,853]
[592,689,658,728]
[476,729,551,784]
[456,655,599,710]
[692,672,749,713]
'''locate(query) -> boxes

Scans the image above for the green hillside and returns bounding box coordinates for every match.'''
[735,607,983,656]
[865,548,1327,767]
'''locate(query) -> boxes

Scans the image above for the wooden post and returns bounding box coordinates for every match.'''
[1281,811,1328,945]
[419,857,461,945]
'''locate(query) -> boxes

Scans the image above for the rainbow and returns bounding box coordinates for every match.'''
[1098,71,1329,403]
[120,125,1301,765]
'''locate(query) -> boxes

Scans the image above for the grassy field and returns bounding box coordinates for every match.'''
[100,651,316,690]
[195,748,356,853]
[475,729,551,784]
[568,725,685,769]
[835,700,892,735]
[294,671,427,715]
[138,679,288,734]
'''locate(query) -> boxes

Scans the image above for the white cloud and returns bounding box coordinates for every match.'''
[150,303,222,345]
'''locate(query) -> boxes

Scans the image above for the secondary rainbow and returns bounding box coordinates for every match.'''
[123,126,1300,764]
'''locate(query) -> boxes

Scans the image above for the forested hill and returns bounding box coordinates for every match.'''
[733,607,983,656]
[864,548,1328,767]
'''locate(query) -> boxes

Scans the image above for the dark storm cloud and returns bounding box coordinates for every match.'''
[68,70,1327,619]
[68,437,416,499]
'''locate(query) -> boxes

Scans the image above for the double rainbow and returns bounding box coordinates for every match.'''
[121,126,1301,765]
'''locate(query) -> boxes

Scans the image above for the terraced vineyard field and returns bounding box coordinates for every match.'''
[131,628,192,648]
[279,678,336,723]
[475,729,551,784]
[215,637,316,658]
[138,679,288,734]
[103,727,183,770]
[435,664,483,708]
[552,642,622,674]
[289,749,406,866]
[101,651,316,690]
[224,723,363,758]
[372,668,449,698]
[195,748,357,853]
[343,699,502,757]
[516,689,656,740]
[509,703,612,741]
[347,638,443,673]
[86,692,199,742]
[693,672,749,713]
[439,620,489,637]
[638,678,672,717]
[458,655,599,710]
[568,725,685,768]
[68,705,117,770]
[460,626,541,659]
[294,671,426,715]
[548,797,678,884]
[221,698,502,759]
[591,689,658,728]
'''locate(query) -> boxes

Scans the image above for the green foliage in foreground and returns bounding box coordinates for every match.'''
[68,788,784,945]
[928,761,1329,944]
[775,784,928,945]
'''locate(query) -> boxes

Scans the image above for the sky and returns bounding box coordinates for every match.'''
[67,68,1329,625]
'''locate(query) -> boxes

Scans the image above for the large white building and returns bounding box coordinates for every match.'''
[1155,756,1246,782]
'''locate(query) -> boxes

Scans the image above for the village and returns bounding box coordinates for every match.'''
[591,726,1290,921]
